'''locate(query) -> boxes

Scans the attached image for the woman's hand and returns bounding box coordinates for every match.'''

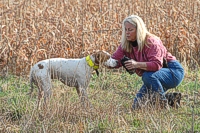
[125,59,148,70]
[124,59,138,70]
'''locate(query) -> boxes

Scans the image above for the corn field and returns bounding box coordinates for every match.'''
[0,0,199,76]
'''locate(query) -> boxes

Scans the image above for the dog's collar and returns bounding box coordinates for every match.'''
[86,55,99,70]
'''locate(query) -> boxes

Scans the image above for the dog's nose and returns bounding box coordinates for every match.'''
[116,60,119,65]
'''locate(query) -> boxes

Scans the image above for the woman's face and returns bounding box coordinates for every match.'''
[124,22,137,41]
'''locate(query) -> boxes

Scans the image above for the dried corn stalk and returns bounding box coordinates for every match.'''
[0,0,199,76]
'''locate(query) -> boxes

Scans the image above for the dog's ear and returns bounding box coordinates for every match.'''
[94,52,100,64]
[99,51,111,63]
[94,51,111,64]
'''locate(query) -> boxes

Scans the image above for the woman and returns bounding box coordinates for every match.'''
[109,15,184,109]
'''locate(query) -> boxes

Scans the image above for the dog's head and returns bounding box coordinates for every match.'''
[94,51,110,64]
[92,50,118,67]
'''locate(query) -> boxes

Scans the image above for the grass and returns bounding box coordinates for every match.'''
[0,68,200,132]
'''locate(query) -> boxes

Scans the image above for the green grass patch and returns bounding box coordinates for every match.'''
[0,70,199,132]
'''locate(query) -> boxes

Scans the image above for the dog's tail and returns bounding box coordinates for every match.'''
[27,70,34,96]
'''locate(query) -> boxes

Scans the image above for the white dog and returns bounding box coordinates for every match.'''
[28,51,117,108]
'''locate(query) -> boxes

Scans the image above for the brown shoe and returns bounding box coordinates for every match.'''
[165,92,181,108]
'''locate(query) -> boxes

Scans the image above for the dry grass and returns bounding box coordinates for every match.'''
[0,0,199,76]
[0,0,200,132]
[0,70,199,132]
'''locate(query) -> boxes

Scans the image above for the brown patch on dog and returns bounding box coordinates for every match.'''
[94,51,111,64]
[38,64,44,69]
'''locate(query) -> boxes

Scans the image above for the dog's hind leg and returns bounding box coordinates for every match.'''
[36,77,52,109]
[37,89,42,109]
[37,86,52,109]
[43,87,52,107]
[42,77,52,108]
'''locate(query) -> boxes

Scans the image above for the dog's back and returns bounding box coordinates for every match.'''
[29,57,92,94]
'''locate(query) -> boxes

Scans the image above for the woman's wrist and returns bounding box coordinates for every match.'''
[135,62,147,69]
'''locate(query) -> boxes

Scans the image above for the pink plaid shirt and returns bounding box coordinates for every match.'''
[112,36,176,76]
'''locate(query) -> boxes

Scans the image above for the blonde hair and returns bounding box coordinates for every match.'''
[121,15,159,52]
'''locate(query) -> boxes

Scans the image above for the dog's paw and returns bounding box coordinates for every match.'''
[104,57,118,67]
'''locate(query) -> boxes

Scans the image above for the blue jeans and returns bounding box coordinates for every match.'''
[133,60,184,108]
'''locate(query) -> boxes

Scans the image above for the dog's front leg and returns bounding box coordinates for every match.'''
[76,87,92,109]
[76,87,88,106]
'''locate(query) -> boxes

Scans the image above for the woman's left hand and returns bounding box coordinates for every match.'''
[124,59,138,70]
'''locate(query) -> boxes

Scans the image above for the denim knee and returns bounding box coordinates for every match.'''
[142,72,155,86]
[142,72,151,84]
[142,71,165,94]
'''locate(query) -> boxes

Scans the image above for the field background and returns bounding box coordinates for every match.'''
[0,0,200,132]
[0,0,199,76]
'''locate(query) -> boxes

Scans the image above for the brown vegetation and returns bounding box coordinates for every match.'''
[0,0,199,76]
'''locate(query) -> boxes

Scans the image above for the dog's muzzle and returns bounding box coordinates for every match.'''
[104,58,118,67]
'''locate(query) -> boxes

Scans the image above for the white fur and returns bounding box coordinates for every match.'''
[29,51,111,108]
[104,58,118,67]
